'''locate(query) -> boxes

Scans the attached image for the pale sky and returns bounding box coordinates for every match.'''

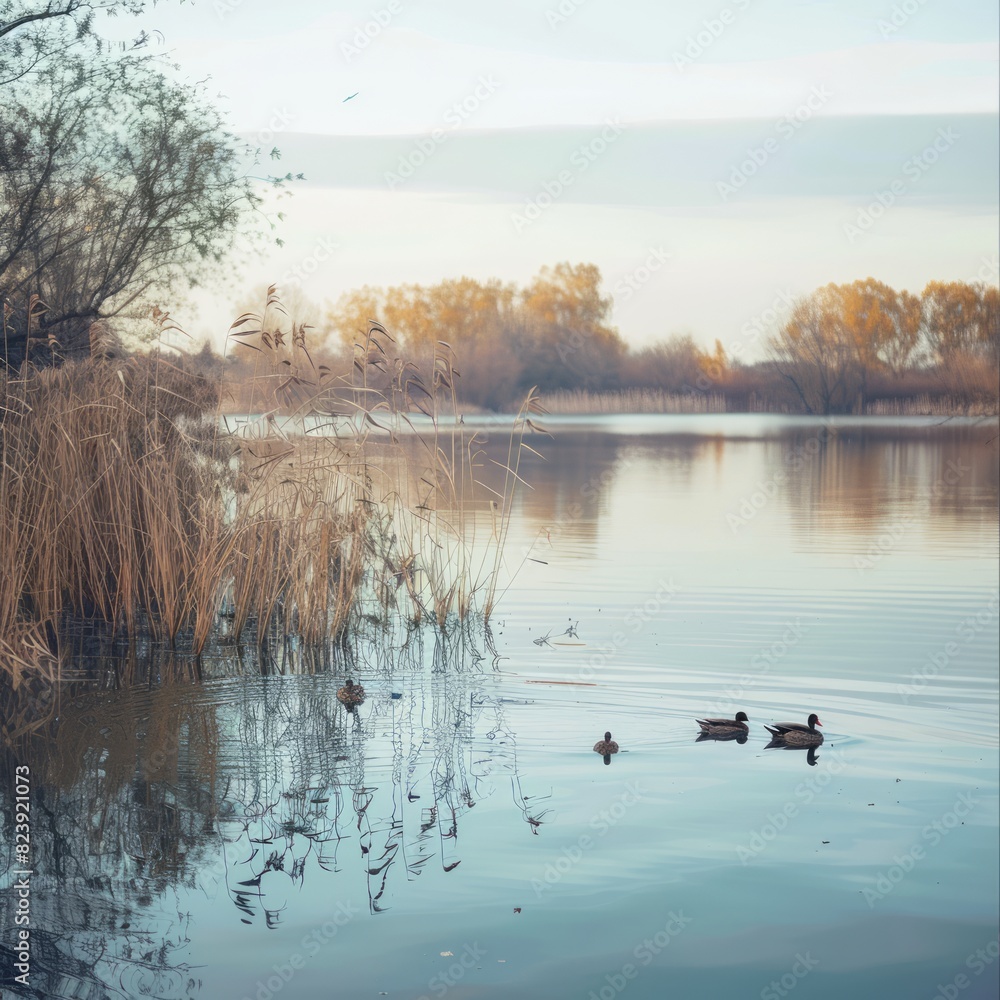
[114,1,999,355]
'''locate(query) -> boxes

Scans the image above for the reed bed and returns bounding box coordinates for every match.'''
[543,388,727,414]
[0,290,542,728]
[863,396,999,417]
[542,388,998,417]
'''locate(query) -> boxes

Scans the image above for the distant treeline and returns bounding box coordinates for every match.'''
[11,252,997,416]
[300,266,997,414]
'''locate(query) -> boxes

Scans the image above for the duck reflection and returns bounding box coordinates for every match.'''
[764,739,821,766]
[695,730,749,744]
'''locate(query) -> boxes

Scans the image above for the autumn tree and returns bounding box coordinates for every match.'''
[919,280,999,405]
[769,287,864,413]
[420,277,524,409]
[921,281,997,362]
[324,265,623,408]
[620,334,710,393]
[770,280,925,413]
[978,284,999,366]
[326,285,386,349]
[838,279,922,376]
[516,262,624,392]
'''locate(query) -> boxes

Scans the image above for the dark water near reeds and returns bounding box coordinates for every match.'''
[2,415,998,1000]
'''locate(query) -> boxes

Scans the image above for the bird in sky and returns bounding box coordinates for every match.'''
[343,92,359,102]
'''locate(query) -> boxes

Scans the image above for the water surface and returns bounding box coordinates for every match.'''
[2,415,997,1000]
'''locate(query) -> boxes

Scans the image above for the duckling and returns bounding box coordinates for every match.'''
[765,713,823,747]
[696,711,749,735]
[593,731,619,754]
[336,678,366,711]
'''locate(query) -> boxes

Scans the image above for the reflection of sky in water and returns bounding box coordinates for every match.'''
[1,417,996,1000]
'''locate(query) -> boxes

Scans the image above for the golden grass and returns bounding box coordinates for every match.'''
[0,289,541,730]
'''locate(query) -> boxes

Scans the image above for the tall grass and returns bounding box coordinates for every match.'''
[0,290,541,726]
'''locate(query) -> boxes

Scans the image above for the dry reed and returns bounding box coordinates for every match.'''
[1,288,540,728]
[543,388,727,414]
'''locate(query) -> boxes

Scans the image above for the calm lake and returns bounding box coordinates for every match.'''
[2,414,998,1000]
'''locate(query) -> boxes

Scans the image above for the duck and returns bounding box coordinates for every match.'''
[336,678,366,711]
[696,711,749,735]
[765,713,823,746]
[593,731,619,754]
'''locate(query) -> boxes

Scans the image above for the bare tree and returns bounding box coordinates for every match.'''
[1,2,290,367]
[768,290,863,414]
[1,1,152,84]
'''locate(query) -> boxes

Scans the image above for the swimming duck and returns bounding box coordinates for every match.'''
[765,713,823,746]
[696,711,749,735]
[593,731,619,754]
[336,679,366,710]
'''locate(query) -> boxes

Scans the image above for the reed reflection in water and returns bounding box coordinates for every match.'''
[0,626,549,1000]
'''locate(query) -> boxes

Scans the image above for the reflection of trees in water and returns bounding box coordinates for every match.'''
[509,432,733,553]
[769,425,999,542]
[0,625,537,998]
[0,675,218,999]
[497,425,998,563]
[503,424,997,553]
